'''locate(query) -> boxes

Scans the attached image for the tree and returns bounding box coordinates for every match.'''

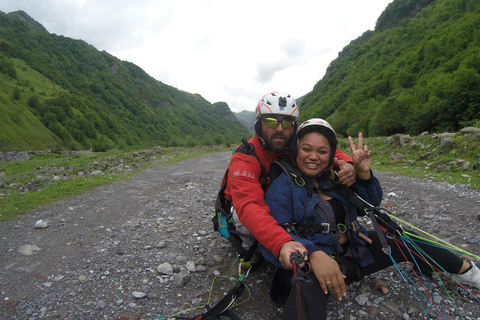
[27,95,40,108]
[13,88,21,100]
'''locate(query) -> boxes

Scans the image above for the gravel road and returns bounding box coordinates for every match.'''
[1,151,479,320]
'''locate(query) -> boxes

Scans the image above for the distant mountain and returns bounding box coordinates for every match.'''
[233,110,256,135]
[300,0,480,137]
[0,10,250,151]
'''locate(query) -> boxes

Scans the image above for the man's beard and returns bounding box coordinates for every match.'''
[266,134,293,153]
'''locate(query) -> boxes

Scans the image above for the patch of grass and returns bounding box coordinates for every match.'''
[352,134,480,190]
[371,163,480,189]
[0,175,124,220]
[0,146,228,221]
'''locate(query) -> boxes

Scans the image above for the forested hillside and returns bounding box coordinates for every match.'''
[300,0,480,137]
[0,11,250,152]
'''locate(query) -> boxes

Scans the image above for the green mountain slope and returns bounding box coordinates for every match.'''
[233,110,256,135]
[0,11,250,152]
[300,0,480,138]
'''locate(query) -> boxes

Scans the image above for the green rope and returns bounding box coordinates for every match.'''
[389,214,480,259]
[156,274,251,320]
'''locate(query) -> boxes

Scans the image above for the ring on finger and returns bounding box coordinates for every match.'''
[325,280,331,284]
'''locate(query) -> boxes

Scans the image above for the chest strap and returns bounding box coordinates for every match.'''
[282,220,360,237]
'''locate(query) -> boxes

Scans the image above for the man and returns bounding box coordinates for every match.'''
[225,92,355,269]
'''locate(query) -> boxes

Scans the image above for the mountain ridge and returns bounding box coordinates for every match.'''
[0,10,251,152]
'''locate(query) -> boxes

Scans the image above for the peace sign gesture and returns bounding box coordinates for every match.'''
[348,133,371,180]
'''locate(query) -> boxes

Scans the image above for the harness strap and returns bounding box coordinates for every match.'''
[189,271,249,320]
[366,208,392,255]
[283,220,361,236]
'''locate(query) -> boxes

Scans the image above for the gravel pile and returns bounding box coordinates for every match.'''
[1,152,479,320]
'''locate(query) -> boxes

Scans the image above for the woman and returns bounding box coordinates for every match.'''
[260,118,480,319]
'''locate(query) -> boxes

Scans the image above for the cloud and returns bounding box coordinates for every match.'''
[0,0,393,113]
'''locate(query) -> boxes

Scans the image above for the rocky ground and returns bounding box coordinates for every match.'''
[1,151,480,320]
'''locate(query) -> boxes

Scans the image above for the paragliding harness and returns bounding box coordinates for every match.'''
[212,138,269,268]
[270,157,403,256]
[200,154,403,320]
[269,158,404,319]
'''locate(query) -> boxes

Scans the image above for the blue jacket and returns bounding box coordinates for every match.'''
[260,170,383,269]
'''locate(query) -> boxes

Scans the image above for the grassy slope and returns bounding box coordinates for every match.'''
[0,58,64,151]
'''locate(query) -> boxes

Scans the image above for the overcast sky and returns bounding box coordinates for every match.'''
[1,0,392,112]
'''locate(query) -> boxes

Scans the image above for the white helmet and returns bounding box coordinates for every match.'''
[254,92,299,137]
[296,118,336,136]
[255,92,299,120]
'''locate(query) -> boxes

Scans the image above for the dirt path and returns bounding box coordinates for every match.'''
[1,152,479,319]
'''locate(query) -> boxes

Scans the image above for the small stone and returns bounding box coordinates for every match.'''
[90,170,104,176]
[186,261,196,272]
[132,291,146,299]
[157,262,173,276]
[355,293,369,306]
[34,220,49,229]
[196,265,207,272]
[18,245,42,255]
[366,306,378,316]
[54,275,64,281]
[174,268,190,288]
[371,279,389,294]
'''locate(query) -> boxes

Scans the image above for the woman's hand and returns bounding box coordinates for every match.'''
[310,250,346,301]
[348,133,371,180]
[278,241,308,269]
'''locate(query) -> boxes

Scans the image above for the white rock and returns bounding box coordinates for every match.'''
[17,245,42,255]
[132,291,146,299]
[34,220,48,229]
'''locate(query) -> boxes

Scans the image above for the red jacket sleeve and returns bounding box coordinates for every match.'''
[226,153,293,258]
[335,149,352,163]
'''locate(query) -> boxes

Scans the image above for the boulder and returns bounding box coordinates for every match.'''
[440,137,454,149]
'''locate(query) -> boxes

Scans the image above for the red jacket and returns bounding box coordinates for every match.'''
[224,135,353,258]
